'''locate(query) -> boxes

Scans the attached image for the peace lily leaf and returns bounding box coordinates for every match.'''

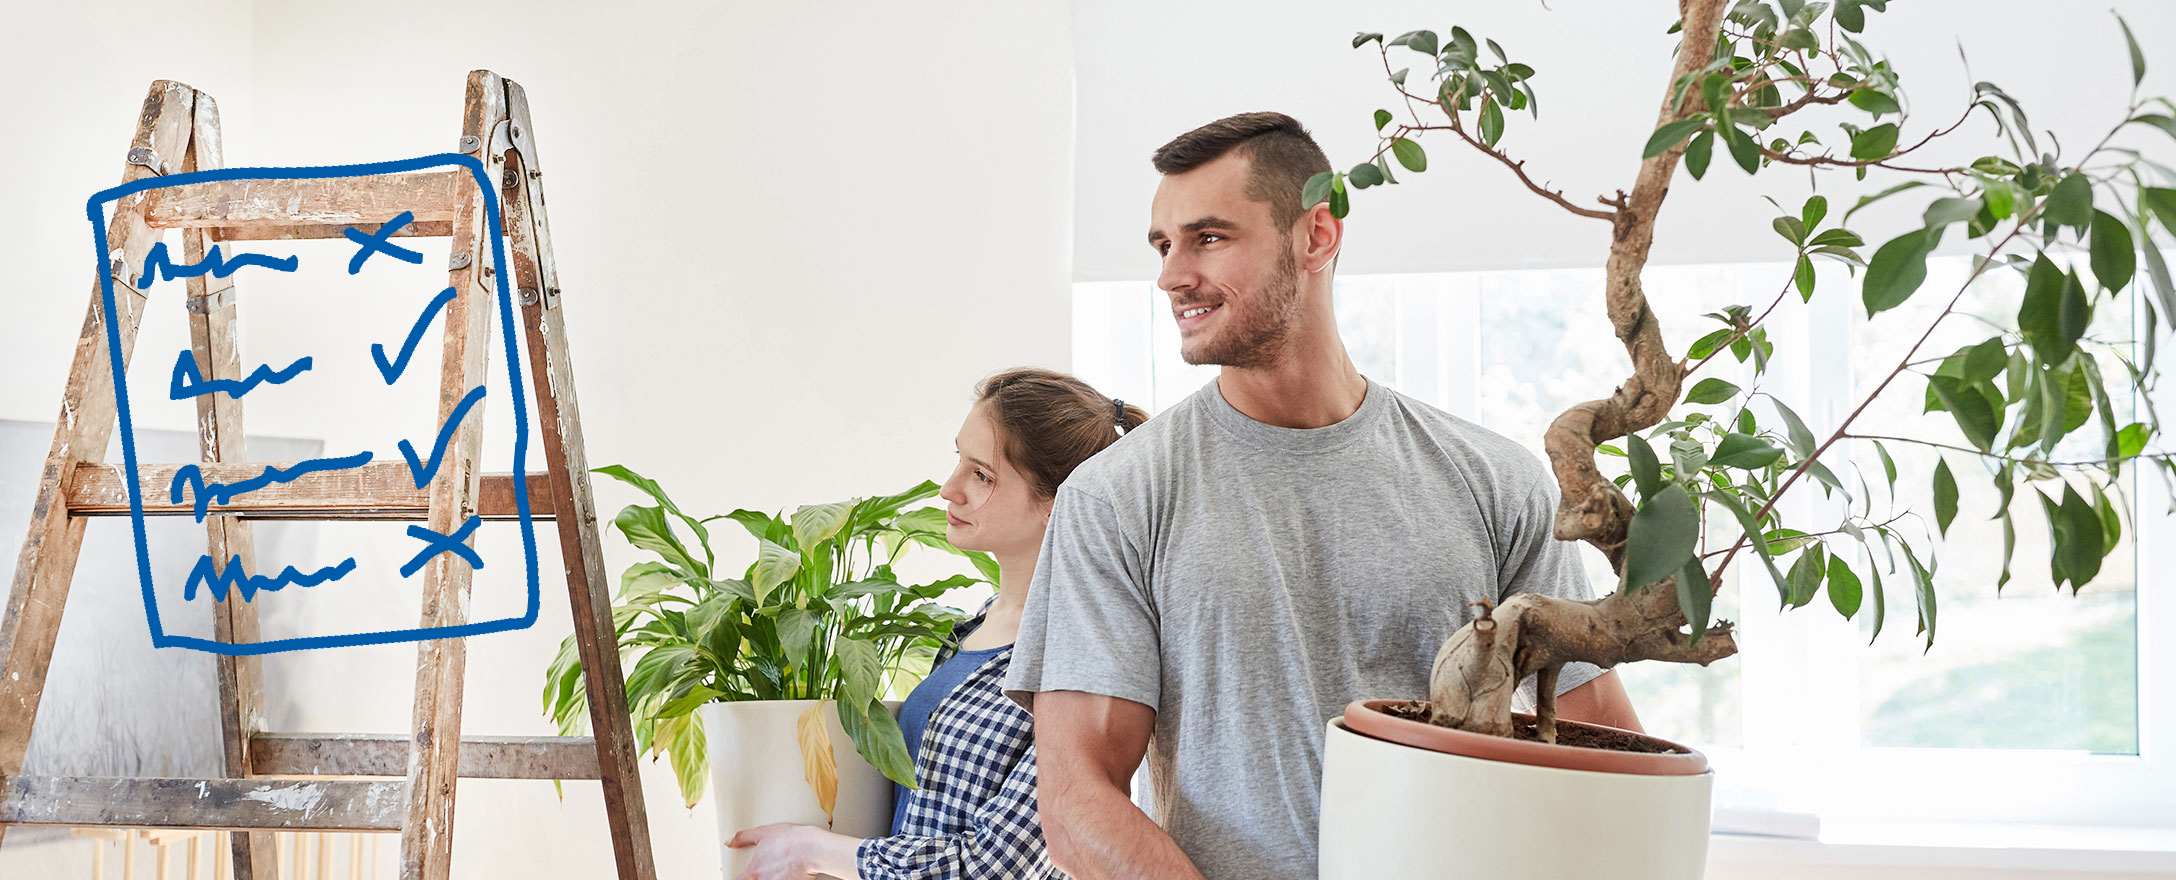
[791,501,856,553]
[1624,484,1699,592]
[839,696,918,789]
[751,539,802,603]
[797,703,841,825]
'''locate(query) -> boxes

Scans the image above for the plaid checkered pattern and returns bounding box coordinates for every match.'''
[856,612,1063,879]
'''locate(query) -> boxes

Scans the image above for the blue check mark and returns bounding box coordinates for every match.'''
[399,385,487,489]
[373,287,458,385]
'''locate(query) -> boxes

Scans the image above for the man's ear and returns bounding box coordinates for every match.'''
[1298,201,1343,274]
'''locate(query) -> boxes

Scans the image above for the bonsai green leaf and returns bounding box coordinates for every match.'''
[1807,228,1864,247]
[1770,397,1818,458]
[1374,108,1393,131]
[751,539,802,603]
[1712,432,1785,469]
[1998,509,2016,592]
[1873,438,1897,495]
[1643,118,1707,159]
[1922,197,1984,231]
[1864,550,1886,644]
[1677,559,1713,648]
[1705,489,1788,590]
[2094,483,2122,558]
[1849,88,1900,117]
[1849,123,1898,160]
[1773,216,1807,246]
[1349,161,1384,189]
[1785,543,1825,609]
[1353,31,1384,49]
[1302,171,1336,208]
[1722,123,1760,175]
[1625,432,1665,498]
[1842,180,1928,225]
[1862,227,1940,316]
[1796,255,1816,301]
[1480,97,1505,148]
[791,500,856,553]
[2045,173,2093,231]
[1391,138,1427,172]
[1684,129,1715,179]
[615,505,704,580]
[1902,540,1936,652]
[1624,484,1699,592]
[1933,456,1958,537]
[1329,175,1350,218]
[2144,189,2176,239]
[2081,357,2121,476]
[1684,377,1741,405]
[2037,489,2071,590]
[840,696,919,789]
[1405,29,1439,57]
[2116,12,2145,85]
[2058,483,2104,590]
[1802,194,1828,231]
[1827,553,1863,619]
[2017,254,2076,365]
[2089,210,2135,293]
[2117,422,2151,458]
[2141,232,2176,329]
[1928,375,2000,451]
[1688,327,1734,360]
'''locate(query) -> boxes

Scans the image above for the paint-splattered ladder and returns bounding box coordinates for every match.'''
[0,73,656,880]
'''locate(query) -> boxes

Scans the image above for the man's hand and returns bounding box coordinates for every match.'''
[1554,669,1643,733]
[1033,691,1207,880]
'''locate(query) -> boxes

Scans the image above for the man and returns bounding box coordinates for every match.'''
[1003,112,1642,880]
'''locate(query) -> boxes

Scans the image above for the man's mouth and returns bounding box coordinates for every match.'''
[1176,303,1221,325]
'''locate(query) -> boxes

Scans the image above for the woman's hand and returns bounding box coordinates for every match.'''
[726,823,867,880]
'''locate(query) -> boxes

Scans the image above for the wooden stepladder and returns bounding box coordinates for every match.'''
[0,72,657,880]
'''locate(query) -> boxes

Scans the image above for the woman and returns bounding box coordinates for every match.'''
[728,367,1148,880]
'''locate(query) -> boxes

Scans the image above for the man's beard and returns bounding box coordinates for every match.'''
[1180,246,1303,370]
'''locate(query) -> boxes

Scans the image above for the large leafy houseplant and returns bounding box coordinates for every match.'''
[1319,0,2174,742]
[543,466,997,807]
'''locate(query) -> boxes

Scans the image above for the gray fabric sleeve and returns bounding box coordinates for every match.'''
[1002,485,1161,714]
[1498,472,1607,708]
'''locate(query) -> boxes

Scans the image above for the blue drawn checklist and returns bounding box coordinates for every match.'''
[86,154,542,656]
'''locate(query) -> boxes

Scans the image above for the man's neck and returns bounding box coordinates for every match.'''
[1215,338,1368,430]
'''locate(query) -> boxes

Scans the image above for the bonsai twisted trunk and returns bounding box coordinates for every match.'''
[1425,0,1740,740]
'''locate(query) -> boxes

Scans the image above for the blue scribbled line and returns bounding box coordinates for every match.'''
[169,451,376,522]
[399,386,486,489]
[373,287,457,384]
[136,242,297,290]
[185,554,358,602]
[344,210,424,274]
[169,349,313,400]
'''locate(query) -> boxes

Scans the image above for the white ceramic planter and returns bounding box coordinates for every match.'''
[1319,716,1714,880]
[703,700,901,879]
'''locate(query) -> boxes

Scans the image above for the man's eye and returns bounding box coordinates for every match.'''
[1201,233,1223,244]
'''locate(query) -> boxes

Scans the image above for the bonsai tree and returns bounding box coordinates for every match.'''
[1323,0,2176,742]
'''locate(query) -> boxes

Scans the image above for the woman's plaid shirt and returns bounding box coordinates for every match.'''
[855,614,1062,879]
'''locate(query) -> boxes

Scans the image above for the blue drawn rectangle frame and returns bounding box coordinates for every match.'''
[86,154,541,656]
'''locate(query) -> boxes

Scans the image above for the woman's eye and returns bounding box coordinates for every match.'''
[975,471,992,484]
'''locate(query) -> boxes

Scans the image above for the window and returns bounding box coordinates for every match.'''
[1072,257,2173,825]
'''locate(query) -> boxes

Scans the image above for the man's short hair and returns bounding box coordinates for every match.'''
[1151,111,1333,231]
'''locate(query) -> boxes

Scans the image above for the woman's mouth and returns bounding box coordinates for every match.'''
[946,512,969,527]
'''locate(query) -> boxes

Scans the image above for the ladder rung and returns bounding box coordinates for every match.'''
[66,462,554,521]
[251,734,601,780]
[212,219,454,242]
[0,776,405,831]
[141,171,467,230]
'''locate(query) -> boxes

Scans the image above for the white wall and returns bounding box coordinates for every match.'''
[1074,0,2176,281]
[0,0,1073,877]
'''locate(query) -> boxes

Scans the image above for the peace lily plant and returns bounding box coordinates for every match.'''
[542,466,995,815]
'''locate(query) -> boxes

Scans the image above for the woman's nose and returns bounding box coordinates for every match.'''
[938,470,967,505]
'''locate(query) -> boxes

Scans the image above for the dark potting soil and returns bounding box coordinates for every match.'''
[1378,700,1689,755]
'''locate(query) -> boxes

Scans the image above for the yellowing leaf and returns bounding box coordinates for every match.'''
[797,702,840,826]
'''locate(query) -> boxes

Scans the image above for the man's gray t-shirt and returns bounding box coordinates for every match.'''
[1003,377,1604,880]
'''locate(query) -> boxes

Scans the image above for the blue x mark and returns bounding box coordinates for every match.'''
[344,210,424,275]
[401,515,484,578]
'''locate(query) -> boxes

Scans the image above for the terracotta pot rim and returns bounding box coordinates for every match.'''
[1339,699,1709,777]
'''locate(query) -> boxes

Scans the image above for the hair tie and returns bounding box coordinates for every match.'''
[1112,398,1126,426]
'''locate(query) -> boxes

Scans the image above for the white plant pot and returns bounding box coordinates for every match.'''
[703,700,902,880]
[1320,715,1714,880]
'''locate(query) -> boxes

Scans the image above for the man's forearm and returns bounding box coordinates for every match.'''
[1044,778,1206,880]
